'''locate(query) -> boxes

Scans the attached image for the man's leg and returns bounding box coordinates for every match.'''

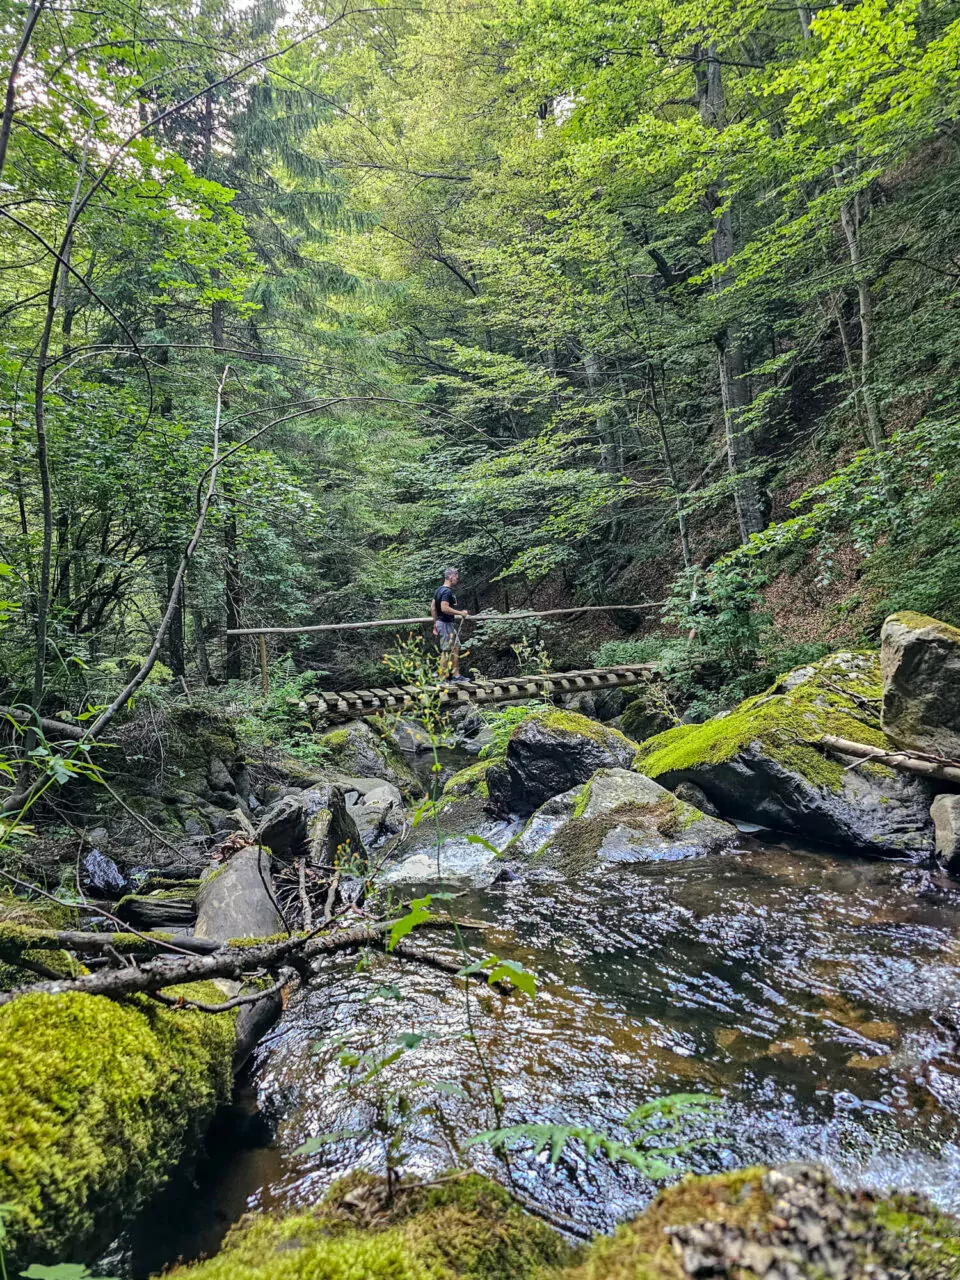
[451,639,461,677]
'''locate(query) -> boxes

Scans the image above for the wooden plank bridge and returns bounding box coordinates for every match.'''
[308,664,654,721]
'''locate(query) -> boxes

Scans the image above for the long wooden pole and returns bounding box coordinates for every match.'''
[227,601,664,639]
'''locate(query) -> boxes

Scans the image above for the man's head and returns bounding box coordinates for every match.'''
[443,566,460,585]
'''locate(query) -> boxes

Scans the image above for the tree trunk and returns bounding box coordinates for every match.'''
[648,378,693,570]
[165,552,186,677]
[836,182,882,449]
[191,604,213,684]
[224,509,243,680]
[695,43,767,542]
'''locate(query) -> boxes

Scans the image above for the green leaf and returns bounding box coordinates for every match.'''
[294,1128,364,1155]
[463,833,502,855]
[387,896,432,950]
[21,1266,120,1280]
[484,958,537,1000]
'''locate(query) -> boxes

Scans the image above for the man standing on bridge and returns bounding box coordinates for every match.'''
[432,567,471,683]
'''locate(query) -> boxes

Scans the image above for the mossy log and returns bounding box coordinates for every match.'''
[0,986,237,1267]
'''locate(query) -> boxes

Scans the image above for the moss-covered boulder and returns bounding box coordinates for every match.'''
[319,720,424,798]
[164,1172,572,1280]
[0,988,236,1266]
[571,1164,960,1279]
[487,709,642,816]
[635,652,937,857]
[881,611,960,756]
[510,767,736,872]
[161,1165,960,1280]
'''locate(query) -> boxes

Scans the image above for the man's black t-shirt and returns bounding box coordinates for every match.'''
[434,585,457,622]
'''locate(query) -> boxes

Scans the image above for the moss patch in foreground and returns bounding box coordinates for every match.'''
[570,1166,960,1280]
[165,1173,573,1280]
[0,985,236,1265]
[635,652,888,792]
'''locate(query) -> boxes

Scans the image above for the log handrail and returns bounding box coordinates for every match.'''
[226,601,664,638]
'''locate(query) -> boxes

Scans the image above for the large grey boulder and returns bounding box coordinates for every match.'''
[487,709,641,816]
[195,846,284,1067]
[881,611,960,757]
[635,651,936,858]
[195,846,281,944]
[318,720,424,797]
[932,793,960,873]
[511,768,736,872]
[257,786,364,865]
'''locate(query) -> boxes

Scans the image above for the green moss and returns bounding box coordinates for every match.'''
[522,709,638,752]
[320,728,350,752]
[443,760,493,800]
[227,931,295,947]
[888,610,960,643]
[162,1165,960,1280]
[0,985,236,1265]
[165,1173,572,1280]
[571,778,593,819]
[874,1197,960,1275]
[635,652,889,792]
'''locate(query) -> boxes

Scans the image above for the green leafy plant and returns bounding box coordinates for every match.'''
[477,703,550,759]
[467,1093,721,1180]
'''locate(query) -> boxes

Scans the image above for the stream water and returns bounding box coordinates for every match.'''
[112,826,960,1278]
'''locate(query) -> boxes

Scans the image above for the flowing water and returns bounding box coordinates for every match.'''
[116,835,960,1277]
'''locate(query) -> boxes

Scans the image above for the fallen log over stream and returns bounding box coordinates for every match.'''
[818,734,960,785]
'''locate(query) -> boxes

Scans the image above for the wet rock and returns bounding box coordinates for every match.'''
[663,1164,955,1280]
[318,720,423,797]
[932,793,960,871]
[881,611,960,756]
[257,795,306,854]
[635,651,936,858]
[80,849,126,898]
[486,709,641,816]
[306,787,365,869]
[560,690,598,718]
[389,783,521,885]
[621,687,674,742]
[379,717,434,755]
[512,767,736,871]
[207,755,235,795]
[673,780,720,817]
[348,782,405,847]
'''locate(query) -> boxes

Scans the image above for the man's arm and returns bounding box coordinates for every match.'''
[440,596,469,620]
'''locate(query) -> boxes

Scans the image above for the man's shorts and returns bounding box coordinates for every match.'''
[436,620,461,652]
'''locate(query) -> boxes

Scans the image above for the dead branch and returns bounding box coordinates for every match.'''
[148,968,297,1014]
[0,920,395,1006]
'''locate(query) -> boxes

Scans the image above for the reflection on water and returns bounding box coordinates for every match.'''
[120,838,960,1276]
